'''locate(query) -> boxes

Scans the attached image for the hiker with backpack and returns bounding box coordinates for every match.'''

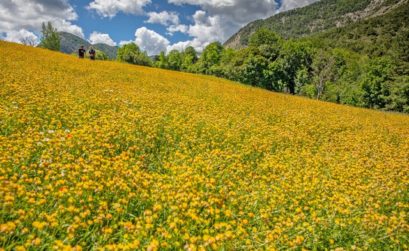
[89,47,96,60]
[78,45,86,59]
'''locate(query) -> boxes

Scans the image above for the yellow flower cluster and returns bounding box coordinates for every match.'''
[1,41,408,250]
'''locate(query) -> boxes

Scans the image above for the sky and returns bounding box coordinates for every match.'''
[0,0,319,55]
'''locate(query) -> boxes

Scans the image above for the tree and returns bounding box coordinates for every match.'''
[312,50,341,99]
[385,76,409,113]
[196,42,224,74]
[396,27,409,62]
[167,50,183,70]
[96,50,109,61]
[155,51,169,69]
[117,43,152,66]
[211,48,237,78]
[249,28,281,47]
[265,60,286,92]
[181,46,198,71]
[240,54,269,88]
[40,22,60,51]
[361,57,395,109]
[275,41,312,94]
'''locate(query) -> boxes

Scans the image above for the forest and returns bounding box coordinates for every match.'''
[116,23,409,113]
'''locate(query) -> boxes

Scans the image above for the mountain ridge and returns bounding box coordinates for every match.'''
[224,0,405,49]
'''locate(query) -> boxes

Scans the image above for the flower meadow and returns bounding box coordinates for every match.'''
[0,41,408,250]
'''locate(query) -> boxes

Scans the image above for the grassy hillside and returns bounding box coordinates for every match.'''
[224,0,404,49]
[1,41,408,250]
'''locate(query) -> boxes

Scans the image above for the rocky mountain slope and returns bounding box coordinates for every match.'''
[224,0,406,49]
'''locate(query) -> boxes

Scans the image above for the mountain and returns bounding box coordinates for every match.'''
[59,32,118,59]
[224,0,405,49]
[92,43,118,59]
[310,0,409,65]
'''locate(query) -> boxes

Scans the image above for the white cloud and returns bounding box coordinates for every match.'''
[3,29,39,46]
[53,20,84,38]
[166,0,277,52]
[146,11,179,26]
[167,24,188,34]
[166,38,206,53]
[0,0,84,39]
[166,0,320,52]
[279,0,319,12]
[146,11,188,35]
[88,0,151,18]
[119,40,134,46]
[134,27,170,55]
[89,31,117,46]
[169,0,277,25]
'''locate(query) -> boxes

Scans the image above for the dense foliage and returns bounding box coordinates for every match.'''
[152,26,409,113]
[116,43,152,66]
[1,41,409,250]
[39,22,60,52]
[224,0,402,48]
[311,1,409,61]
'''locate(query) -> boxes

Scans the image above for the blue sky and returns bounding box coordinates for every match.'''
[70,0,197,45]
[0,0,317,54]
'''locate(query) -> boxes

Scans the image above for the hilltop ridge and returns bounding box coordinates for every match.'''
[224,0,405,49]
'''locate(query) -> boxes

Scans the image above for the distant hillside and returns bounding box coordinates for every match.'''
[59,32,118,59]
[309,0,409,67]
[92,43,118,60]
[225,0,405,49]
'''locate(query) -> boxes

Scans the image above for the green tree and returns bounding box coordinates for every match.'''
[361,57,395,109]
[323,48,366,106]
[274,41,312,94]
[385,76,409,113]
[196,42,224,74]
[167,50,183,70]
[117,43,152,66]
[311,50,343,99]
[249,28,281,47]
[181,46,198,71]
[240,53,269,88]
[155,51,169,69]
[39,22,60,51]
[396,27,409,62]
[211,48,237,78]
[95,50,109,61]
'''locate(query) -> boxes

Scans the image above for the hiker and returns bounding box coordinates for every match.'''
[89,47,96,60]
[78,46,86,59]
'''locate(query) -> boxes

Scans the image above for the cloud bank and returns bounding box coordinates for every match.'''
[0,0,320,52]
[0,0,84,41]
[89,31,117,46]
[87,0,151,18]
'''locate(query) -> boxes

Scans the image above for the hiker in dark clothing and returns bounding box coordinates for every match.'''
[78,46,86,59]
[89,47,96,60]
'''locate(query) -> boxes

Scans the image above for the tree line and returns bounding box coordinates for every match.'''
[118,28,409,113]
[38,22,409,113]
